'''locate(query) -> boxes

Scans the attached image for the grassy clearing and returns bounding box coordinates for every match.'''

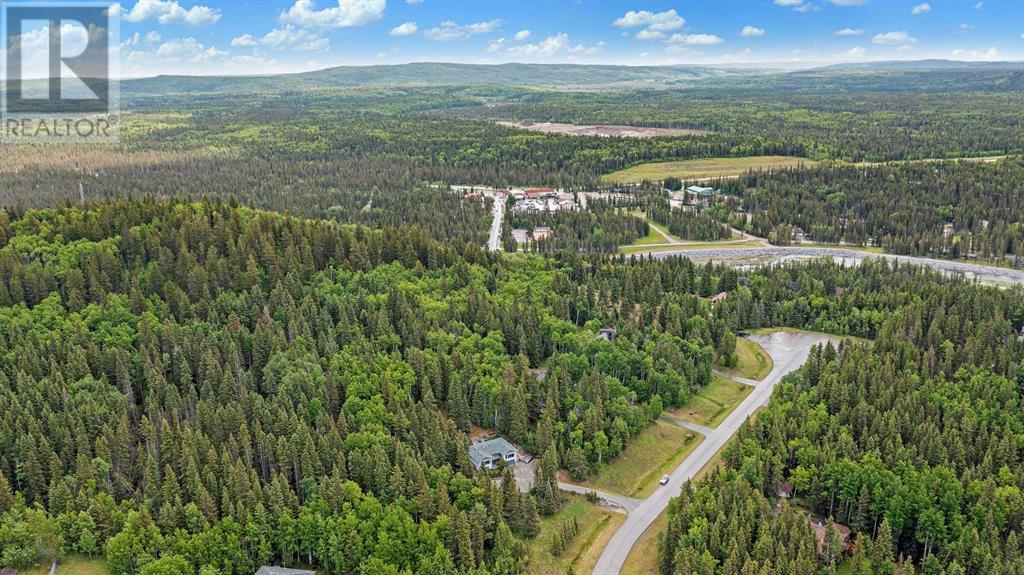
[583,421,701,499]
[630,224,671,246]
[525,495,626,575]
[22,556,109,575]
[603,156,817,184]
[725,338,772,381]
[619,239,763,255]
[670,375,754,428]
[748,327,872,346]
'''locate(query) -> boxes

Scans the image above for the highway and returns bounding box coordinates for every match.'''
[591,331,839,575]
[649,246,1024,286]
[486,193,504,252]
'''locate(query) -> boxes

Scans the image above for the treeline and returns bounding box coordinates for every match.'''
[658,260,1024,574]
[738,157,1024,265]
[453,90,1024,162]
[0,198,726,574]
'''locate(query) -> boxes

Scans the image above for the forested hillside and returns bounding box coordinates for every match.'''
[0,199,732,574]
[658,263,1024,575]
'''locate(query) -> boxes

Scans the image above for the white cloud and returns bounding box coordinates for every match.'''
[958,23,974,31]
[668,33,725,45]
[423,19,502,40]
[117,0,221,25]
[613,9,684,31]
[279,0,386,29]
[390,22,418,36]
[505,33,604,57]
[635,29,665,40]
[911,3,931,15]
[950,46,999,59]
[843,46,865,57]
[231,34,258,47]
[145,30,162,43]
[951,47,999,60]
[828,0,866,5]
[775,0,819,11]
[740,26,765,37]
[613,9,685,41]
[974,1,983,8]
[261,25,329,51]
[514,29,531,41]
[872,31,917,44]
[835,27,864,35]
[487,37,507,52]
[154,37,226,62]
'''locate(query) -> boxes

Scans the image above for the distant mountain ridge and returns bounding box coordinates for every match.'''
[120,59,1024,97]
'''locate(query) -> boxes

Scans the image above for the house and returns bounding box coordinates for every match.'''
[710,292,728,305]
[777,481,795,499]
[463,192,482,199]
[596,327,618,342]
[531,227,552,241]
[524,188,557,199]
[469,437,519,470]
[255,568,316,575]
[810,519,853,556]
[1,568,18,575]
[512,229,529,245]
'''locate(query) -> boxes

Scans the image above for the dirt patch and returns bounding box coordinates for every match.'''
[498,121,709,138]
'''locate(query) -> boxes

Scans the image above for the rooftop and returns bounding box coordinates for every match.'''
[468,437,518,468]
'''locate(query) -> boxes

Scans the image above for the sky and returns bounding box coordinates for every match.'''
[15,0,1024,77]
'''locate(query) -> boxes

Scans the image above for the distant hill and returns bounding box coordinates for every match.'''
[812,59,1023,71]
[122,62,759,96]
[119,60,1024,98]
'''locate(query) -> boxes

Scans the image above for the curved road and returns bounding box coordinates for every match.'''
[650,246,1024,286]
[592,331,839,575]
[557,483,642,514]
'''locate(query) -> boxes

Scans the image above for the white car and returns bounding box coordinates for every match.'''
[659,475,670,485]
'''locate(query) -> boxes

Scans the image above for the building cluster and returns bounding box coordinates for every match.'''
[509,188,577,213]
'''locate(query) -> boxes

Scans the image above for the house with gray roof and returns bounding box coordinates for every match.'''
[469,437,518,470]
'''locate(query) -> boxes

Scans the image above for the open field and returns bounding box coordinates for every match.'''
[22,556,109,575]
[525,495,626,575]
[602,155,818,183]
[498,121,709,138]
[725,338,773,381]
[620,239,763,255]
[582,422,701,499]
[669,375,754,428]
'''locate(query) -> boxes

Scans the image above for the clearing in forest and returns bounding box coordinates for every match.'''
[579,422,702,499]
[603,155,818,183]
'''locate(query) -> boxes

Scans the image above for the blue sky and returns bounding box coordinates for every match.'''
[95,0,1024,76]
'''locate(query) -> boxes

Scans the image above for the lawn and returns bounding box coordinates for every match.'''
[21,556,109,575]
[724,338,772,381]
[583,421,701,498]
[669,375,754,428]
[619,239,762,254]
[630,224,671,246]
[524,495,626,575]
[603,156,818,184]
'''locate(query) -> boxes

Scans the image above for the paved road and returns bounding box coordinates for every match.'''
[649,246,1024,286]
[486,193,504,252]
[592,331,839,575]
[558,482,642,514]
